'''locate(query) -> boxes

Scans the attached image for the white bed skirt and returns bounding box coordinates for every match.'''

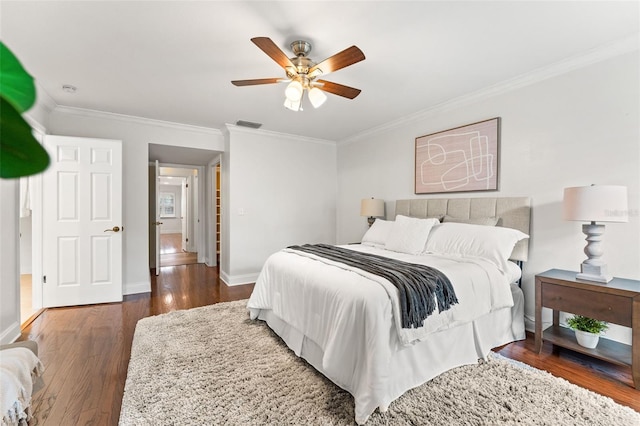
[254,284,525,423]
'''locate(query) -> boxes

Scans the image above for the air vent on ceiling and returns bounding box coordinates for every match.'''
[236,120,262,129]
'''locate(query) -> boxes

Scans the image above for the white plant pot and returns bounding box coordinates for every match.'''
[574,330,600,349]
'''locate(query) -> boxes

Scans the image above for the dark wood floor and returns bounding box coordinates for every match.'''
[19,264,639,425]
[159,233,198,266]
[20,264,253,425]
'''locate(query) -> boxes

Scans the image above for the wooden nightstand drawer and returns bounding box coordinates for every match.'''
[542,283,632,326]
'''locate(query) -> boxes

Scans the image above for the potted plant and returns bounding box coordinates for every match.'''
[566,315,608,349]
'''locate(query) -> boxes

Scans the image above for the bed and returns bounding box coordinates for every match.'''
[247,197,530,424]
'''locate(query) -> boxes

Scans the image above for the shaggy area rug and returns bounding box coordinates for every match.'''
[120,300,640,425]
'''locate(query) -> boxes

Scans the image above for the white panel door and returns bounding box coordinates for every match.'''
[42,135,123,307]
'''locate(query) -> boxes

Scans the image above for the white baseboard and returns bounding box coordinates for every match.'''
[0,321,21,345]
[123,280,151,295]
[220,270,258,286]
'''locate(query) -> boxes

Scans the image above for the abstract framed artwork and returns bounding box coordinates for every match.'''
[415,117,500,194]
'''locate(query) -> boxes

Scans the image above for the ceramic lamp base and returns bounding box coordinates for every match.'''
[576,222,613,283]
[577,268,612,283]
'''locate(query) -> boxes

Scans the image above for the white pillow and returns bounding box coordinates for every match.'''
[361,219,393,248]
[443,215,500,226]
[385,215,439,255]
[424,222,529,272]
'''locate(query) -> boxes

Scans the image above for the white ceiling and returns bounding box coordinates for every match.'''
[149,144,218,166]
[2,1,638,142]
[158,176,184,186]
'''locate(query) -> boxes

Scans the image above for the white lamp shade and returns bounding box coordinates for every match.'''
[308,87,327,108]
[283,97,301,111]
[285,80,303,101]
[360,198,384,217]
[563,185,628,223]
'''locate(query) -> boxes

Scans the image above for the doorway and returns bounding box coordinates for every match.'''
[158,171,198,267]
[148,144,220,274]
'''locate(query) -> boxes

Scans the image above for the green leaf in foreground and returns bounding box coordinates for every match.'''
[0,42,36,113]
[0,97,50,178]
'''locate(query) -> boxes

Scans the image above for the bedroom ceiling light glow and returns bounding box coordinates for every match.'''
[563,184,628,283]
[283,97,302,111]
[283,79,327,111]
[284,80,303,101]
[308,87,327,108]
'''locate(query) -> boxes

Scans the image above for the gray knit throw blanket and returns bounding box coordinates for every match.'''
[288,244,458,328]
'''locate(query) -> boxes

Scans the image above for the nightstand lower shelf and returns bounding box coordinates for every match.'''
[543,325,632,368]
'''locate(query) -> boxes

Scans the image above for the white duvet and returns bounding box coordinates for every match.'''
[246,244,515,423]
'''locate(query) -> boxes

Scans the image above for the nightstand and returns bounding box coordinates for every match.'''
[534,269,640,389]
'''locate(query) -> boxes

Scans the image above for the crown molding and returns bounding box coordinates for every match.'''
[23,113,47,134]
[35,81,58,113]
[339,34,639,146]
[54,105,223,136]
[225,123,336,147]
[23,82,58,133]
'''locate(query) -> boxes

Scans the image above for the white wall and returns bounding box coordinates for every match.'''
[48,108,224,294]
[337,51,639,344]
[19,217,32,273]
[19,178,33,273]
[220,125,337,285]
[0,179,21,344]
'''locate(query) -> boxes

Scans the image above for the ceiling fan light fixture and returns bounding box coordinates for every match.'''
[232,37,365,111]
[308,87,327,108]
[283,97,301,112]
[285,80,303,101]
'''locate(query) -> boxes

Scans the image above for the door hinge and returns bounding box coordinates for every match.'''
[186,238,189,242]
[43,275,46,284]
[186,184,189,188]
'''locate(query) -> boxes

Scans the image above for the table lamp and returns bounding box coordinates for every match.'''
[563,184,628,283]
[360,198,384,227]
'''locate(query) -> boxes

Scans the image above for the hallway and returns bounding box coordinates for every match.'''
[160,232,198,267]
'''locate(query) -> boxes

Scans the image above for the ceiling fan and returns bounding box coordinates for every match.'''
[231,37,365,111]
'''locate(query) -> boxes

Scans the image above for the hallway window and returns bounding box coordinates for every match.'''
[159,192,176,218]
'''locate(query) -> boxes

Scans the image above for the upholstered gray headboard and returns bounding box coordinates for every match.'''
[395,197,531,262]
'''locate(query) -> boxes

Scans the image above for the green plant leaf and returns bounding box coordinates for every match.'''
[566,315,608,334]
[0,42,36,113]
[0,97,49,178]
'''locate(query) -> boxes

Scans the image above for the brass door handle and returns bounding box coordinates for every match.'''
[104,226,121,232]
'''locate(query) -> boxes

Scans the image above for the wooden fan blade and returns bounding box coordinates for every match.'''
[251,37,295,70]
[316,80,361,99]
[232,78,282,86]
[309,46,365,76]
